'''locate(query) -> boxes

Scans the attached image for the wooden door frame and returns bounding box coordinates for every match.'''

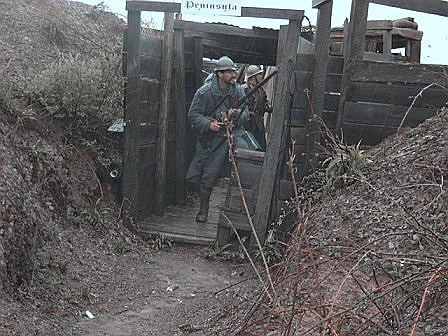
[124,1,304,227]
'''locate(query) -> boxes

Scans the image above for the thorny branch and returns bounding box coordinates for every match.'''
[223,117,277,301]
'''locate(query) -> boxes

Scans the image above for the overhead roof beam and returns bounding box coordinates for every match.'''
[174,20,279,40]
[370,0,448,17]
[126,1,304,19]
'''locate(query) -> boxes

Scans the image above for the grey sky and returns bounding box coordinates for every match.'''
[77,0,447,64]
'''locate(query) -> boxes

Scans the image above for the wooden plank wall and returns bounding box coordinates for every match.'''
[341,60,448,145]
[290,54,343,177]
[138,32,164,218]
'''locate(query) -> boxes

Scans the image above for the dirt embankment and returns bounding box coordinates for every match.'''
[238,108,448,334]
[0,2,253,335]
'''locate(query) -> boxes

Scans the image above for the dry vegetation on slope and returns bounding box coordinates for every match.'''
[235,107,448,335]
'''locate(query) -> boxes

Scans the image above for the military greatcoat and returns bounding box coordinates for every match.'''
[242,84,272,151]
[186,75,249,189]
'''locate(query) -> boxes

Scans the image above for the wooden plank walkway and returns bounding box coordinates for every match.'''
[137,179,228,245]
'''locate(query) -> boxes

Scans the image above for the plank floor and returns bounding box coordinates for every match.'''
[137,179,228,245]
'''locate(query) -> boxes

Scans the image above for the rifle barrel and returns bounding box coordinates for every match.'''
[235,69,278,109]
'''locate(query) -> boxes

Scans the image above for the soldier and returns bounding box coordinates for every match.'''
[243,65,273,151]
[186,56,250,222]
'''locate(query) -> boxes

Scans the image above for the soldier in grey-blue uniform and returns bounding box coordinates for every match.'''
[186,56,249,222]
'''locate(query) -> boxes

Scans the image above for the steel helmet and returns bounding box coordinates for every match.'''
[214,56,237,72]
[245,65,263,81]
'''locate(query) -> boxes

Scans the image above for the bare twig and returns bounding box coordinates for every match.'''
[221,213,272,302]
[398,83,448,132]
[223,121,277,301]
[409,267,442,336]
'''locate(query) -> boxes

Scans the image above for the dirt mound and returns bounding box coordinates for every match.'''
[238,108,448,335]
[0,0,123,88]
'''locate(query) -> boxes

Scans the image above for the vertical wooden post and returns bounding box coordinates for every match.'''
[304,0,333,173]
[154,12,175,216]
[193,37,203,89]
[123,10,141,226]
[174,27,186,204]
[409,40,421,63]
[336,0,369,131]
[382,30,392,55]
[252,18,301,248]
[347,0,369,60]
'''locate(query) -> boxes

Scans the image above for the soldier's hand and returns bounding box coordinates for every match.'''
[227,108,238,119]
[209,119,224,132]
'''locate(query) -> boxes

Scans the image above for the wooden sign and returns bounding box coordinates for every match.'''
[181,0,242,16]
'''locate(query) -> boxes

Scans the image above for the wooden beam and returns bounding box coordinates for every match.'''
[336,0,369,132]
[304,0,333,174]
[174,28,187,205]
[253,18,301,247]
[312,0,332,8]
[347,60,448,85]
[240,7,304,20]
[349,0,369,60]
[126,1,181,12]
[123,10,141,226]
[154,13,175,215]
[126,1,304,19]
[173,20,278,40]
[370,0,448,17]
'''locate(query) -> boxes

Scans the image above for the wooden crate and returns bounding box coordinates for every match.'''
[216,149,265,246]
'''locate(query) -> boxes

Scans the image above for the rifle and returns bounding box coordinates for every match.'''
[213,68,278,118]
[234,68,278,110]
[236,64,247,84]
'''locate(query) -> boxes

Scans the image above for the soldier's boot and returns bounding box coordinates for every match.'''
[196,187,212,223]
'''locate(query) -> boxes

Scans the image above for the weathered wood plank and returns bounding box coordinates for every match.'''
[154,13,174,215]
[348,81,448,107]
[291,109,337,128]
[173,20,279,40]
[337,0,369,131]
[137,144,156,219]
[293,92,340,111]
[140,123,177,145]
[370,0,448,17]
[218,211,251,232]
[174,28,186,205]
[140,56,162,77]
[138,184,226,244]
[237,160,263,189]
[295,55,343,74]
[313,0,332,8]
[228,187,255,213]
[326,74,342,93]
[343,101,438,127]
[341,122,399,145]
[363,51,394,62]
[193,37,203,90]
[126,1,181,12]
[253,18,300,247]
[348,60,448,85]
[123,10,141,225]
[348,0,369,60]
[241,7,303,20]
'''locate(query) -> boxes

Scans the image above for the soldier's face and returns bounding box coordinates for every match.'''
[218,70,236,85]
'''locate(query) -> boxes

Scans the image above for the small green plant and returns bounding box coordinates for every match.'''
[112,238,131,254]
[203,238,248,262]
[323,140,372,191]
[254,231,284,265]
[79,197,112,229]
[147,234,173,251]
